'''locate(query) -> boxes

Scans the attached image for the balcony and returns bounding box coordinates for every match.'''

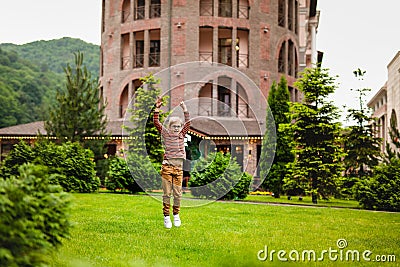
[200,1,213,16]
[150,4,161,18]
[199,51,213,63]
[133,54,144,68]
[134,6,145,20]
[237,53,249,68]
[238,5,249,19]
[121,56,130,70]
[149,52,160,67]
[122,10,131,23]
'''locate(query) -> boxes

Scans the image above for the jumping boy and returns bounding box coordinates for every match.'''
[153,97,190,228]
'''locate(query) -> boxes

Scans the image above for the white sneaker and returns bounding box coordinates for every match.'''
[173,214,181,227]
[164,216,172,229]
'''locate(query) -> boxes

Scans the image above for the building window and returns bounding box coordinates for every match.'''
[218,38,232,66]
[288,40,294,76]
[200,0,213,16]
[150,41,160,67]
[119,85,129,118]
[122,0,131,23]
[288,0,294,31]
[198,83,213,116]
[278,0,285,27]
[133,31,144,68]
[199,27,213,62]
[150,0,161,18]
[135,0,145,20]
[278,42,286,73]
[121,34,130,70]
[236,29,249,68]
[218,85,231,116]
[238,0,249,19]
[219,0,232,17]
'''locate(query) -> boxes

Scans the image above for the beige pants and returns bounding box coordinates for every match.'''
[161,164,183,216]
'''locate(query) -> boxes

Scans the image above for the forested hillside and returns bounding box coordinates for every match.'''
[0,37,100,76]
[0,38,100,128]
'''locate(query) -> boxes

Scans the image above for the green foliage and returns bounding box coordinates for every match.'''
[342,69,382,197]
[355,158,400,211]
[45,52,108,145]
[284,67,345,202]
[0,163,71,266]
[126,74,169,163]
[0,47,64,127]
[105,156,144,193]
[261,76,293,197]
[189,152,252,200]
[0,140,99,192]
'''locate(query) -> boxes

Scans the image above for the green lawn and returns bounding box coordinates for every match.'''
[243,194,361,208]
[50,193,400,267]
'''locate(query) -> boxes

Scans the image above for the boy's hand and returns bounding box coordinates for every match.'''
[155,97,163,109]
[180,101,187,112]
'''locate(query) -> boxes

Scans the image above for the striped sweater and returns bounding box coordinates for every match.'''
[153,111,190,160]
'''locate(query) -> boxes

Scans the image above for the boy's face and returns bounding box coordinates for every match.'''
[169,122,182,133]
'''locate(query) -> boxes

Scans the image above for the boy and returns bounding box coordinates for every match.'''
[153,97,190,228]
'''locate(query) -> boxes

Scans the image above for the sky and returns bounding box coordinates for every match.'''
[0,0,399,123]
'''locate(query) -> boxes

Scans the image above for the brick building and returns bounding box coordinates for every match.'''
[0,0,320,178]
[99,0,320,177]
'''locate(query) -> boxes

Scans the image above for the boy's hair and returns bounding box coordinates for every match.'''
[167,116,183,128]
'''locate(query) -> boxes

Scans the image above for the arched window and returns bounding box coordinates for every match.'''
[119,85,129,118]
[122,0,131,23]
[278,41,286,73]
[199,82,213,116]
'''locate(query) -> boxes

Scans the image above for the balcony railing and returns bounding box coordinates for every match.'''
[149,52,160,67]
[200,2,213,16]
[199,51,213,63]
[122,10,131,23]
[237,53,249,68]
[121,56,130,70]
[199,99,212,116]
[135,6,145,20]
[218,52,232,66]
[150,4,161,18]
[238,104,248,118]
[238,5,249,19]
[133,54,144,68]
[219,3,232,17]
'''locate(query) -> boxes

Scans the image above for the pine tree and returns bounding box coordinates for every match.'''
[261,76,293,197]
[343,69,381,194]
[283,67,345,203]
[45,52,108,144]
[125,73,169,163]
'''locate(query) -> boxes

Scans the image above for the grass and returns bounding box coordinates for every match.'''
[49,193,400,267]
[243,194,361,209]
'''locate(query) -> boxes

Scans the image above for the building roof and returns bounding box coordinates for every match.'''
[190,117,264,137]
[0,117,264,139]
[367,82,387,107]
[0,120,126,138]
